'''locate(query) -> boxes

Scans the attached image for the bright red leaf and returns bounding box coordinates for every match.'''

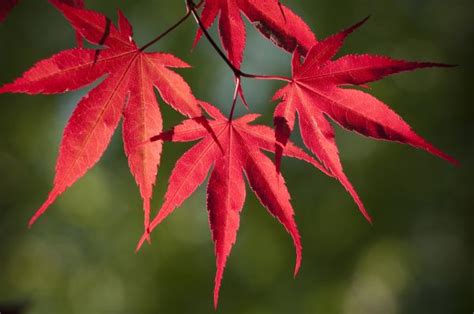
[194,0,317,68]
[0,4,201,233]
[136,102,330,308]
[273,18,457,222]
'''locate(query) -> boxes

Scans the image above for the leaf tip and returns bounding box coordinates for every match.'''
[344,15,370,36]
[192,37,200,50]
[419,139,459,166]
[442,154,460,167]
[28,194,57,228]
[365,214,374,225]
[358,202,373,225]
[293,256,301,278]
[27,213,40,229]
[429,62,458,68]
[213,296,219,310]
[295,242,302,276]
[213,277,222,310]
[135,233,149,253]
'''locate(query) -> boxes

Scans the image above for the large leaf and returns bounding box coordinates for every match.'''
[137,102,330,307]
[0,4,201,233]
[273,18,456,222]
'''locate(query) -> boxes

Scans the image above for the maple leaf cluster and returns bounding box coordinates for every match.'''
[0,0,455,307]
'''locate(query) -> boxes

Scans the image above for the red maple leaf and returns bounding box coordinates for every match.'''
[273,18,457,222]
[194,0,317,67]
[0,4,201,232]
[136,102,331,307]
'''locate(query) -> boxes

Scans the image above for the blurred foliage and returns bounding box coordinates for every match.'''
[0,0,472,313]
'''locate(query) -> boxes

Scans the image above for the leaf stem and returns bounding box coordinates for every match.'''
[140,0,204,51]
[240,73,292,82]
[228,76,241,122]
[188,1,237,74]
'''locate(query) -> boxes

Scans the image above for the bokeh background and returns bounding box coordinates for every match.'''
[0,0,472,313]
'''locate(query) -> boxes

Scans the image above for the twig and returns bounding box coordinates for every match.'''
[140,0,204,51]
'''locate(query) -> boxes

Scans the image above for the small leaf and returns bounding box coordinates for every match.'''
[194,0,317,68]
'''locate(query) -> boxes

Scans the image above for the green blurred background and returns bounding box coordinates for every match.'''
[0,0,471,313]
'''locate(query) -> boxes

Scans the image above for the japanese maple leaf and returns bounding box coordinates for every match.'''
[0,4,201,232]
[273,18,457,222]
[194,0,317,67]
[136,102,330,307]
